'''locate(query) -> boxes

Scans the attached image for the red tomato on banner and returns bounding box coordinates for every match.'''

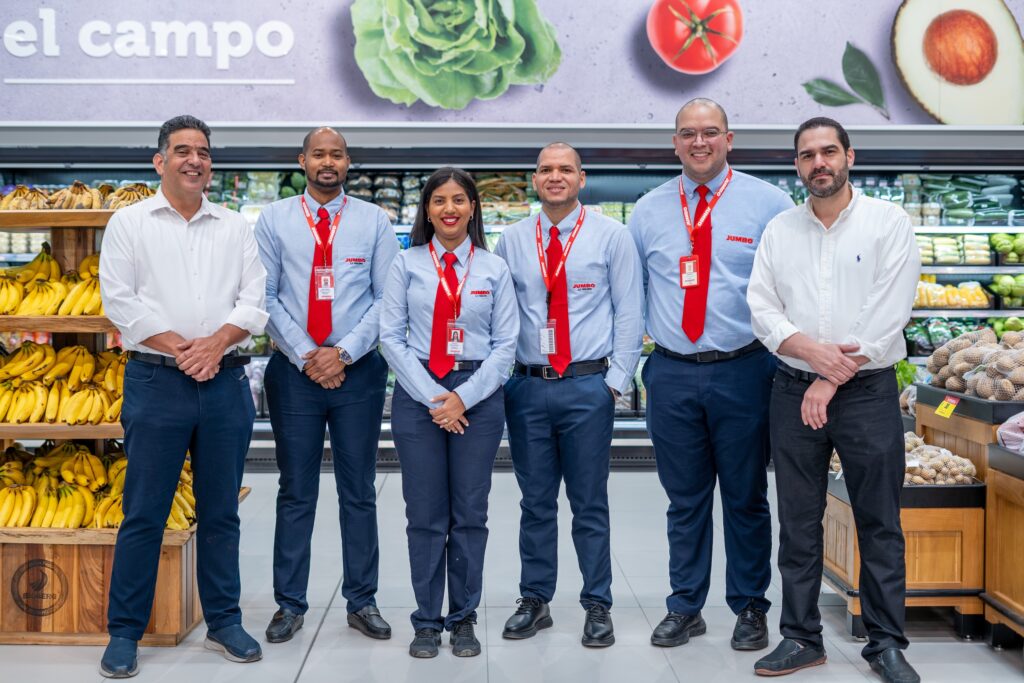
[646,0,745,74]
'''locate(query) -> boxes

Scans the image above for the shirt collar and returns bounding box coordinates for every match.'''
[681,164,731,199]
[149,187,217,221]
[802,183,860,228]
[303,188,346,215]
[430,233,473,266]
[539,201,583,235]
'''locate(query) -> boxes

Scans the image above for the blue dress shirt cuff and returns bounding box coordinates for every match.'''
[605,367,631,396]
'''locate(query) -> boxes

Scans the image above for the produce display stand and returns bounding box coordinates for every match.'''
[983,445,1024,650]
[0,488,249,646]
[822,472,986,639]
[913,384,1024,481]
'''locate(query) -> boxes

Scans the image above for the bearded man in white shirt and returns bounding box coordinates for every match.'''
[746,117,920,683]
[98,115,269,678]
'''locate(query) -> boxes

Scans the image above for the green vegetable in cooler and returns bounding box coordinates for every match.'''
[895,359,919,392]
[351,0,562,110]
[279,186,297,199]
[1007,252,1021,264]
[1007,317,1024,332]
[1015,236,1024,254]
[926,318,954,346]
[939,191,972,209]
[991,233,1014,253]
[288,172,307,192]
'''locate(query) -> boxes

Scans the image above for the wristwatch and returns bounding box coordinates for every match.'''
[337,347,353,365]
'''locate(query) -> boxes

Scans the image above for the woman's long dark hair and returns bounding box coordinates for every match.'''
[409,167,488,250]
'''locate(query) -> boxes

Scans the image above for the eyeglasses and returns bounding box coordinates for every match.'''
[676,128,725,142]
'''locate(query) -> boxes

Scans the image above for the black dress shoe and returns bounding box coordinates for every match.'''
[754,638,827,676]
[502,597,553,639]
[869,648,920,683]
[265,609,304,643]
[409,628,441,658]
[99,636,139,679]
[450,617,481,657]
[582,604,615,647]
[732,604,769,651]
[651,612,706,647]
[347,605,392,640]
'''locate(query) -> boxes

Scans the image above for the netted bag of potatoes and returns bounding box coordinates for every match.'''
[1000,331,1024,347]
[904,431,925,452]
[905,444,977,485]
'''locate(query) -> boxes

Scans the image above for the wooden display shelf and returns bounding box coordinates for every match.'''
[916,408,999,481]
[0,210,112,229]
[0,316,115,333]
[0,488,249,646]
[0,423,123,439]
[983,454,1024,640]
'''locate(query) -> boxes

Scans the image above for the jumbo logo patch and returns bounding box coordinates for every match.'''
[572,283,596,290]
[470,290,491,296]
[726,235,754,244]
[344,257,367,264]
[11,559,69,617]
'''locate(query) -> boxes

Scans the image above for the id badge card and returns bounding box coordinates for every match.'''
[540,319,558,355]
[314,267,335,300]
[446,321,465,355]
[679,255,700,289]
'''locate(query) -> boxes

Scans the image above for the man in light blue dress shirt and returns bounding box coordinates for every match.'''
[495,143,644,648]
[254,127,399,644]
[628,99,794,651]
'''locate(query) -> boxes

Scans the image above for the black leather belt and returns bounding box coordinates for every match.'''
[776,363,891,383]
[127,350,250,369]
[514,358,609,380]
[654,339,764,364]
[421,359,483,372]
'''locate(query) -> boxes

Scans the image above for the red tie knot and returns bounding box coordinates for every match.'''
[697,185,710,201]
[317,207,329,221]
[442,252,458,269]
[550,226,560,240]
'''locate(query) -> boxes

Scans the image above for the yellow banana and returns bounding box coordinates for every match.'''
[88,389,105,424]
[28,382,48,422]
[44,381,60,422]
[29,485,50,527]
[105,395,123,423]
[59,388,87,424]
[107,456,128,484]
[93,494,113,528]
[86,452,106,490]
[76,484,94,527]
[60,454,77,484]
[15,486,35,527]
[50,487,69,528]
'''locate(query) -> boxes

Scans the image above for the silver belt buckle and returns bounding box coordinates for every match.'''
[541,365,560,380]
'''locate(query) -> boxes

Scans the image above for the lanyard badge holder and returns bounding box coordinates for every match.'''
[429,242,475,357]
[677,170,732,290]
[315,267,335,300]
[535,207,586,356]
[301,196,348,302]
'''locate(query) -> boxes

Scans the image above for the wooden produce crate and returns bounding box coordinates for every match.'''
[914,384,1013,481]
[0,487,249,646]
[983,445,1024,645]
[823,473,986,638]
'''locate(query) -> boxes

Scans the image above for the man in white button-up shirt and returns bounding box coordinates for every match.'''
[747,118,920,683]
[98,115,269,678]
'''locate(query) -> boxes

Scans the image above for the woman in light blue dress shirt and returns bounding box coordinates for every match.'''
[379,167,518,659]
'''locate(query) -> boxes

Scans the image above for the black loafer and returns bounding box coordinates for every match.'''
[265,609,304,643]
[409,628,441,658]
[502,597,553,639]
[347,605,392,640]
[582,604,615,647]
[651,612,706,647]
[100,636,139,679]
[450,618,481,657]
[732,604,769,651]
[869,648,920,683]
[754,638,826,676]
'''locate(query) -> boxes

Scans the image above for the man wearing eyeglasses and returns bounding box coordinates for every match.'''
[627,98,794,651]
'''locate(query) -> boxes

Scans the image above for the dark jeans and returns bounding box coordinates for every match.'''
[265,350,388,615]
[770,367,909,659]
[108,360,254,640]
[643,347,776,616]
[391,371,505,631]
[504,371,615,609]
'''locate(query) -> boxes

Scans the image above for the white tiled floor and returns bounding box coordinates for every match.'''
[6,471,1024,682]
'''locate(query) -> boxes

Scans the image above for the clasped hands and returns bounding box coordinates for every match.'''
[430,391,468,434]
[302,347,347,389]
[175,335,229,382]
[800,342,869,430]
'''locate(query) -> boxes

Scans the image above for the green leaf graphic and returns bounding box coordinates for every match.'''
[841,42,889,118]
[801,79,864,107]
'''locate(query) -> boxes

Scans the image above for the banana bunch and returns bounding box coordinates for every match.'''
[2,380,51,423]
[107,455,127,496]
[93,350,126,396]
[1,461,26,486]
[0,341,55,382]
[59,445,107,491]
[48,181,104,210]
[57,276,103,316]
[44,345,93,388]
[60,384,118,425]
[16,278,68,316]
[31,442,76,475]
[165,481,196,530]
[3,243,62,285]
[0,484,37,527]
[0,185,50,210]
[93,492,123,528]
[0,278,24,314]
[2,444,34,466]
[79,253,100,279]
[103,183,155,210]
[31,483,93,529]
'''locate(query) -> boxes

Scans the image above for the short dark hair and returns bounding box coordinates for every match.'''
[410,168,487,251]
[157,115,210,156]
[794,117,851,153]
[537,142,582,171]
[302,126,347,155]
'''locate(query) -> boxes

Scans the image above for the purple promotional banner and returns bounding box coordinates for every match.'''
[1,0,1022,125]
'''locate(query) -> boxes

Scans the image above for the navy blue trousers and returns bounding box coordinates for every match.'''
[642,347,775,616]
[391,370,505,631]
[505,371,615,609]
[265,350,387,615]
[108,360,255,640]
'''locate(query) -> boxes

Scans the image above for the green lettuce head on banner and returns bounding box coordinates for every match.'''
[351,0,562,110]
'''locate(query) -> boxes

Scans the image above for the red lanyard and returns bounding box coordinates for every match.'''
[535,206,586,292]
[300,196,348,267]
[429,241,475,319]
[678,168,732,248]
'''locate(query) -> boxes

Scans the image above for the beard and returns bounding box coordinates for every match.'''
[803,164,849,198]
[308,169,344,192]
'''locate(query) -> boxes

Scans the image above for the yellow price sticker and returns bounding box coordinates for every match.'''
[934,395,960,418]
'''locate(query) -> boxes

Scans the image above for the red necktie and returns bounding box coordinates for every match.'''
[306,207,333,345]
[546,226,573,374]
[682,185,711,343]
[428,252,459,378]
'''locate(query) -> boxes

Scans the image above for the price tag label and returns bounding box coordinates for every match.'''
[934,395,960,418]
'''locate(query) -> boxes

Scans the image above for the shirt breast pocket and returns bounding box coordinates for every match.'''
[334,250,372,287]
[716,232,758,271]
[460,276,494,327]
[569,265,607,298]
